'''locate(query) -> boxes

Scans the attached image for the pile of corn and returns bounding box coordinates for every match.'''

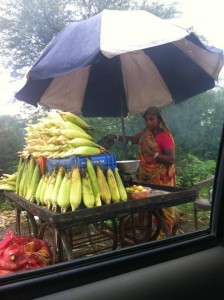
[0,173,17,192]
[0,111,128,213]
[20,110,107,158]
[14,155,127,213]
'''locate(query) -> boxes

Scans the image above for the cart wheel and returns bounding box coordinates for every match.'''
[119,212,154,245]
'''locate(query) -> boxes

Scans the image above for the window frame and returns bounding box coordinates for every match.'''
[1,126,224,299]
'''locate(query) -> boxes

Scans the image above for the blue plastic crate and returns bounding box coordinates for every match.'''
[47,152,116,173]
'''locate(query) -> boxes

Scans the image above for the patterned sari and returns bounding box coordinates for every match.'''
[136,128,176,233]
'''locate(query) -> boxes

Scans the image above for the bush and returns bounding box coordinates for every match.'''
[175,154,215,188]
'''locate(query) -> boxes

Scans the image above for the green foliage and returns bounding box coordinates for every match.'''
[175,153,215,188]
[163,90,224,160]
[0,192,15,210]
[0,115,25,175]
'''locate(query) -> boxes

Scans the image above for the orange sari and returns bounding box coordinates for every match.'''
[136,129,176,232]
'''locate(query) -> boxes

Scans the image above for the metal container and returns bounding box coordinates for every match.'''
[116,160,140,174]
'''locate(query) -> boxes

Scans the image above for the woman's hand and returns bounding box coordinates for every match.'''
[105,134,117,141]
[105,134,136,144]
[141,145,155,156]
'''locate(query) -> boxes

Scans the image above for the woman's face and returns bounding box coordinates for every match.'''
[144,113,160,130]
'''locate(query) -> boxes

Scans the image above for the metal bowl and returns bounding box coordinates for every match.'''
[116,160,140,174]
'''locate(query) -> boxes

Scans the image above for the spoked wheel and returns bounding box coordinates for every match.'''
[119,212,154,245]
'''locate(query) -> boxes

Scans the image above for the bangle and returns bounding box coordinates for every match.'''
[153,152,159,159]
[114,134,119,141]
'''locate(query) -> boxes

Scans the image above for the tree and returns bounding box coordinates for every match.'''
[0,0,179,76]
[0,115,25,175]
[163,89,224,160]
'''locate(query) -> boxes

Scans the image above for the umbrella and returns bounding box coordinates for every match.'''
[15,9,224,118]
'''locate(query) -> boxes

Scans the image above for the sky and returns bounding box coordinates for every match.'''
[0,0,224,115]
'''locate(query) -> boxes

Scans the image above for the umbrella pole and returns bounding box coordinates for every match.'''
[120,102,129,160]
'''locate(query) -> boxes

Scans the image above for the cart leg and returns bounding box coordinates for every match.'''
[27,212,38,237]
[153,210,171,238]
[112,218,118,250]
[39,222,57,264]
[15,207,22,235]
[58,229,74,260]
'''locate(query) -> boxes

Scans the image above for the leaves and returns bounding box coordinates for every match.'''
[0,0,179,75]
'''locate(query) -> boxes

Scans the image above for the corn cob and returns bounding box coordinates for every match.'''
[35,175,44,204]
[18,160,28,197]
[96,164,111,204]
[60,129,93,141]
[26,164,41,202]
[43,174,53,206]
[39,173,50,205]
[68,138,105,150]
[44,170,57,210]
[0,180,16,186]
[62,121,87,134]
[46,111,63,120]
[2,173,17,181]
[0,173,17,186]
[23,163,30,198]
[0,184,16,191]
[107,168,120,203]
[26,155,36,198]
[70,165,82,211]
[57,111,92,130]
[114,167,127,202]
[52,167,65,212]
[55,135,68,144]
[57,171,72,213]
[62,146,102,158]
[82,169,95,208]
[16,156,25,195]
[87,159,101,206]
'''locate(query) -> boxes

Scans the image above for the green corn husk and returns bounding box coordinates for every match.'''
[26,155,36,197]
[26,163,41,202]
[107,168,120,203]
[87,159,101,207]
[57,111,92,130]
[57,171,72,213]
[61,146,102,158]
[39,173,50,205]
[114,167,127,202]
[52,167,65,212]
[0,184,16,191]
[68,138,104,149]
[2,173,17,181]
[44,170,57,210]
[18,160,29,197]
[96,164,111,205]
[82,169,95,209]
[60,129,93,141]
[35,175,44,204]
[70,165,82,211]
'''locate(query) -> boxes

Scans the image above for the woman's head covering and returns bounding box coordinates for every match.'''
[143,106,170,133]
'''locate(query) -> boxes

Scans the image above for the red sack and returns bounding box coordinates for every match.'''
[0,231,52,276]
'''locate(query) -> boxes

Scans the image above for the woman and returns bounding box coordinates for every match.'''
[106,106,176,234]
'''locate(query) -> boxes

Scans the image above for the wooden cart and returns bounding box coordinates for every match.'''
[4,184,196,263]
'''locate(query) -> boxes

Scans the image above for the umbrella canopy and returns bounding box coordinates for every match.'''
[15,9,224,117]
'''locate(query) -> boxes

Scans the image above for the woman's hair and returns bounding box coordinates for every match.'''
[143,106,165,124]
[143,106,173,140]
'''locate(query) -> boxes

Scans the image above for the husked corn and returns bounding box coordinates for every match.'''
[96,164,111,205]
[70,165,82,211]
[107,168,120,203]
[87,158,101,206]
[114,167,127,202]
